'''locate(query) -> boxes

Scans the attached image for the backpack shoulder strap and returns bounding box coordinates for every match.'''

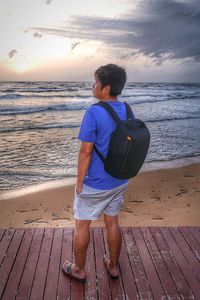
[93,101,132,137]
[124,102,134,120]
[93,101,122,127]
[93,101,134,122]
[93,145,105,163]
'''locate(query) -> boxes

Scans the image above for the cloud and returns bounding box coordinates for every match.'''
[46,0,53,4]
[29,0,200,64]
[33,32,42,38]
[8,49,17,58]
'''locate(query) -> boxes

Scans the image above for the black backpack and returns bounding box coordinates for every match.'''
[93,101,150,179]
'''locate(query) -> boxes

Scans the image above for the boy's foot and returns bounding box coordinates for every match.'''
[62,260,86,283]
[103,255,119,279]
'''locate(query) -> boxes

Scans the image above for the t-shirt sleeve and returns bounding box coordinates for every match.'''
[78,108,97,142]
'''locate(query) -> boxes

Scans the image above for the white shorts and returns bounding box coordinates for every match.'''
[73,182,128,220]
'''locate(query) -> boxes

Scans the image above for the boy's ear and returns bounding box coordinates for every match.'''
[103,85,111,95]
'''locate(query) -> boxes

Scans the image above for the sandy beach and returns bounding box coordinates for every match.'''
[0,163,199,228]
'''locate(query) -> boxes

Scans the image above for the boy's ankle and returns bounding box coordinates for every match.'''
[73,264,85,275]
[108,261,118,270]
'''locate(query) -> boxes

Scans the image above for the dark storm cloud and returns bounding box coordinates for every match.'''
[30,0,200,63]
[8,49,17,58]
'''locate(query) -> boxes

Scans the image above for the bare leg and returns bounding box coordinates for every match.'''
[65,219,91,279]
[104,214,121,276]
[74,219,91,269]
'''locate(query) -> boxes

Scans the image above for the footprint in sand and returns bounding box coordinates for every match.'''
[151,196,161,201]
[152,216,164,220]
[175,189,188,196]
[128,200,143,203]
[123,209,133,213]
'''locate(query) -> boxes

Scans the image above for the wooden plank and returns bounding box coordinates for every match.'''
[2,228,35,300]
[179,227,200,262]
[150,227,195,299]
[70,272,84,300]
[30,228,54,300]
[16,228,45,300]
[71,228,84,300]
[131,227,166,300]
[0,228,24,299]
[44,228,63,300]
[0,229,5,241]
[161,227,200,300]
[103,227,126,300]
[120,228,139,299]
[0,229,15,265]
[141,227,181,299]
[190,227,200,245]
[170,227,200,281]
[57,227,73,300]
[84,229,98,300]
[0,226,199,300]
[93,227,111,300]
[122,227,152,299]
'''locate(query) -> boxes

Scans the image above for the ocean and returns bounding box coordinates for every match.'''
[0,81,200,192]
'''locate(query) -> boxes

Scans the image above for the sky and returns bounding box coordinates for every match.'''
[0,0,200,82]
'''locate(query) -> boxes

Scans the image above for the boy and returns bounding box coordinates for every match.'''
[62,64,134,282]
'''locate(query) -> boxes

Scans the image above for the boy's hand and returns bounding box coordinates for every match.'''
[76,183,83,195]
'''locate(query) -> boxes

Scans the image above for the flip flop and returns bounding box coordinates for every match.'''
[62,260,86,283]
[103,255,119,279]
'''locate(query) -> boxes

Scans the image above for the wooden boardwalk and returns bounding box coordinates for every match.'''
[0,227,200,300]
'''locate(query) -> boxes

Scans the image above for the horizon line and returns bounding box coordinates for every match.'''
[0,80,200,84]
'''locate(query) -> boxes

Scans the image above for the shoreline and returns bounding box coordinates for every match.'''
[0,162,199,228]
[0,155,199,201]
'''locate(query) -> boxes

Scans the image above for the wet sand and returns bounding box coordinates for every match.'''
[0,163,199,228]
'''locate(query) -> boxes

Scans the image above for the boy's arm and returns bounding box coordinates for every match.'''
[76,141,94,195]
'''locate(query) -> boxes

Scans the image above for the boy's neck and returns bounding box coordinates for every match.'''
[101,95,118,102]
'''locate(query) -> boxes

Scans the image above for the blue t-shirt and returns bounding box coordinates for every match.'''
[78,100,135,190]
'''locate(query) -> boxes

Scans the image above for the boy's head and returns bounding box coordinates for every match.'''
[93,64,126,99]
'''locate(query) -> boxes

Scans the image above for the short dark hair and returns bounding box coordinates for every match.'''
[94,64,126,96]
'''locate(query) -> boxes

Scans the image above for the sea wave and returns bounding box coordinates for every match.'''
[0,97,200,116]
[1,87,82,93]
[1,115,199,133]
[0,90,200,101]
[0,122,80,132]
[0,102,92,115]
[0,93,92,100]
